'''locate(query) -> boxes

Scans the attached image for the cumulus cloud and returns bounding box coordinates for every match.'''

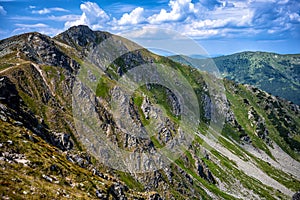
[65,2,109,29]
[143,0,255,38]
[118,7,145,25]
[57,0,299,39]
[250,0,300,36]
[148,0,197,24]
[0,5,7,15]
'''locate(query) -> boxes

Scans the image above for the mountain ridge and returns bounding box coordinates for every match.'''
[170,51,300,105]
[0,25,299,199]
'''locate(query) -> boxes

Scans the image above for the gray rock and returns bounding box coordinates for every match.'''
[293,191,300,200]
[42,174,53,182]
[195,159,216,184]
[52,132,73,151]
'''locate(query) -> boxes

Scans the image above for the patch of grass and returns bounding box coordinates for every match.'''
[0,120,152,199]
[225,85,274,159]
[226,80,300,161]
[207,149,289,199]
[185,150,195,166]
[142,84,180,123]
[252,156,300,192]
[117,171,144,192]
[221,123,242,142]
[174,158,237,200]
[132,92,149,126]
[150,135,164,149]
[210,150,236,170]
[169,163,212,200]
[217,135,248,161]
[0,63,12,71]
[96,76,114,99]
[0,123,103,199]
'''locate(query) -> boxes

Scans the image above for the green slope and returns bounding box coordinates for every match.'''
[170,51,300,105]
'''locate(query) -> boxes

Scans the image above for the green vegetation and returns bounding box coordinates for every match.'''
[96,76,114,99]
[225,79,300,161]
[142,84,180,121]
[174,157,238,200]
[132,92,150,126]
[0,122,108,199]
[150,135,164,148]
[252,156,300,192]
[225,83,274,159]
[171,52,300,105]
[117,171,144,191]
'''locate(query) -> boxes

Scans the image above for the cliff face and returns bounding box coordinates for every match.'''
[0,25,299,199]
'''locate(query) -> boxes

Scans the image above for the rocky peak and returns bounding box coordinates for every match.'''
[54,25,111,50]
[0,31,79,73]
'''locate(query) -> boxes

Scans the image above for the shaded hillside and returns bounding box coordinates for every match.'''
[170,52,300,105]
[0,26,299,199]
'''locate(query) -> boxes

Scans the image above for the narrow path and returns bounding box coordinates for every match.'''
[0,62,55,97]
[31,63,55,97]
[0,65,16,74]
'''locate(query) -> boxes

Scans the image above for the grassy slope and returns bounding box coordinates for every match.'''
[170,52,300,105]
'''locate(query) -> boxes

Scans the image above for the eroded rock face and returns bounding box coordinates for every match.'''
[52,132,73,151]
[248,107,271,145]
[0,76,20,110]
[0,32,80,73]
[195,159,216,184]
[108,182,128,200]
[0,76,74,152]
[293,191,300,200]
[140,95,177,144]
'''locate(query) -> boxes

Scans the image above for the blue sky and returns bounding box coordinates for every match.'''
[0,0,299,55]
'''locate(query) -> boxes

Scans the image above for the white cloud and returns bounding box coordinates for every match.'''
[48,15,81,22]
[32,8,51,14]
[12,23,62,37]
[15,23,48,28]
[0,5,7,15]
[65,2,109,29]
[32,7,69,15]
[118,7,144,25]
[140,0,254,38]
[53,0,299,40]
[148,0,197,24]
[198,0,221,10]
[109,3,137,13]
[289,13,300,22]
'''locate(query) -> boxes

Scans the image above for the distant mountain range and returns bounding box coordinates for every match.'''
[170,52,300,105]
